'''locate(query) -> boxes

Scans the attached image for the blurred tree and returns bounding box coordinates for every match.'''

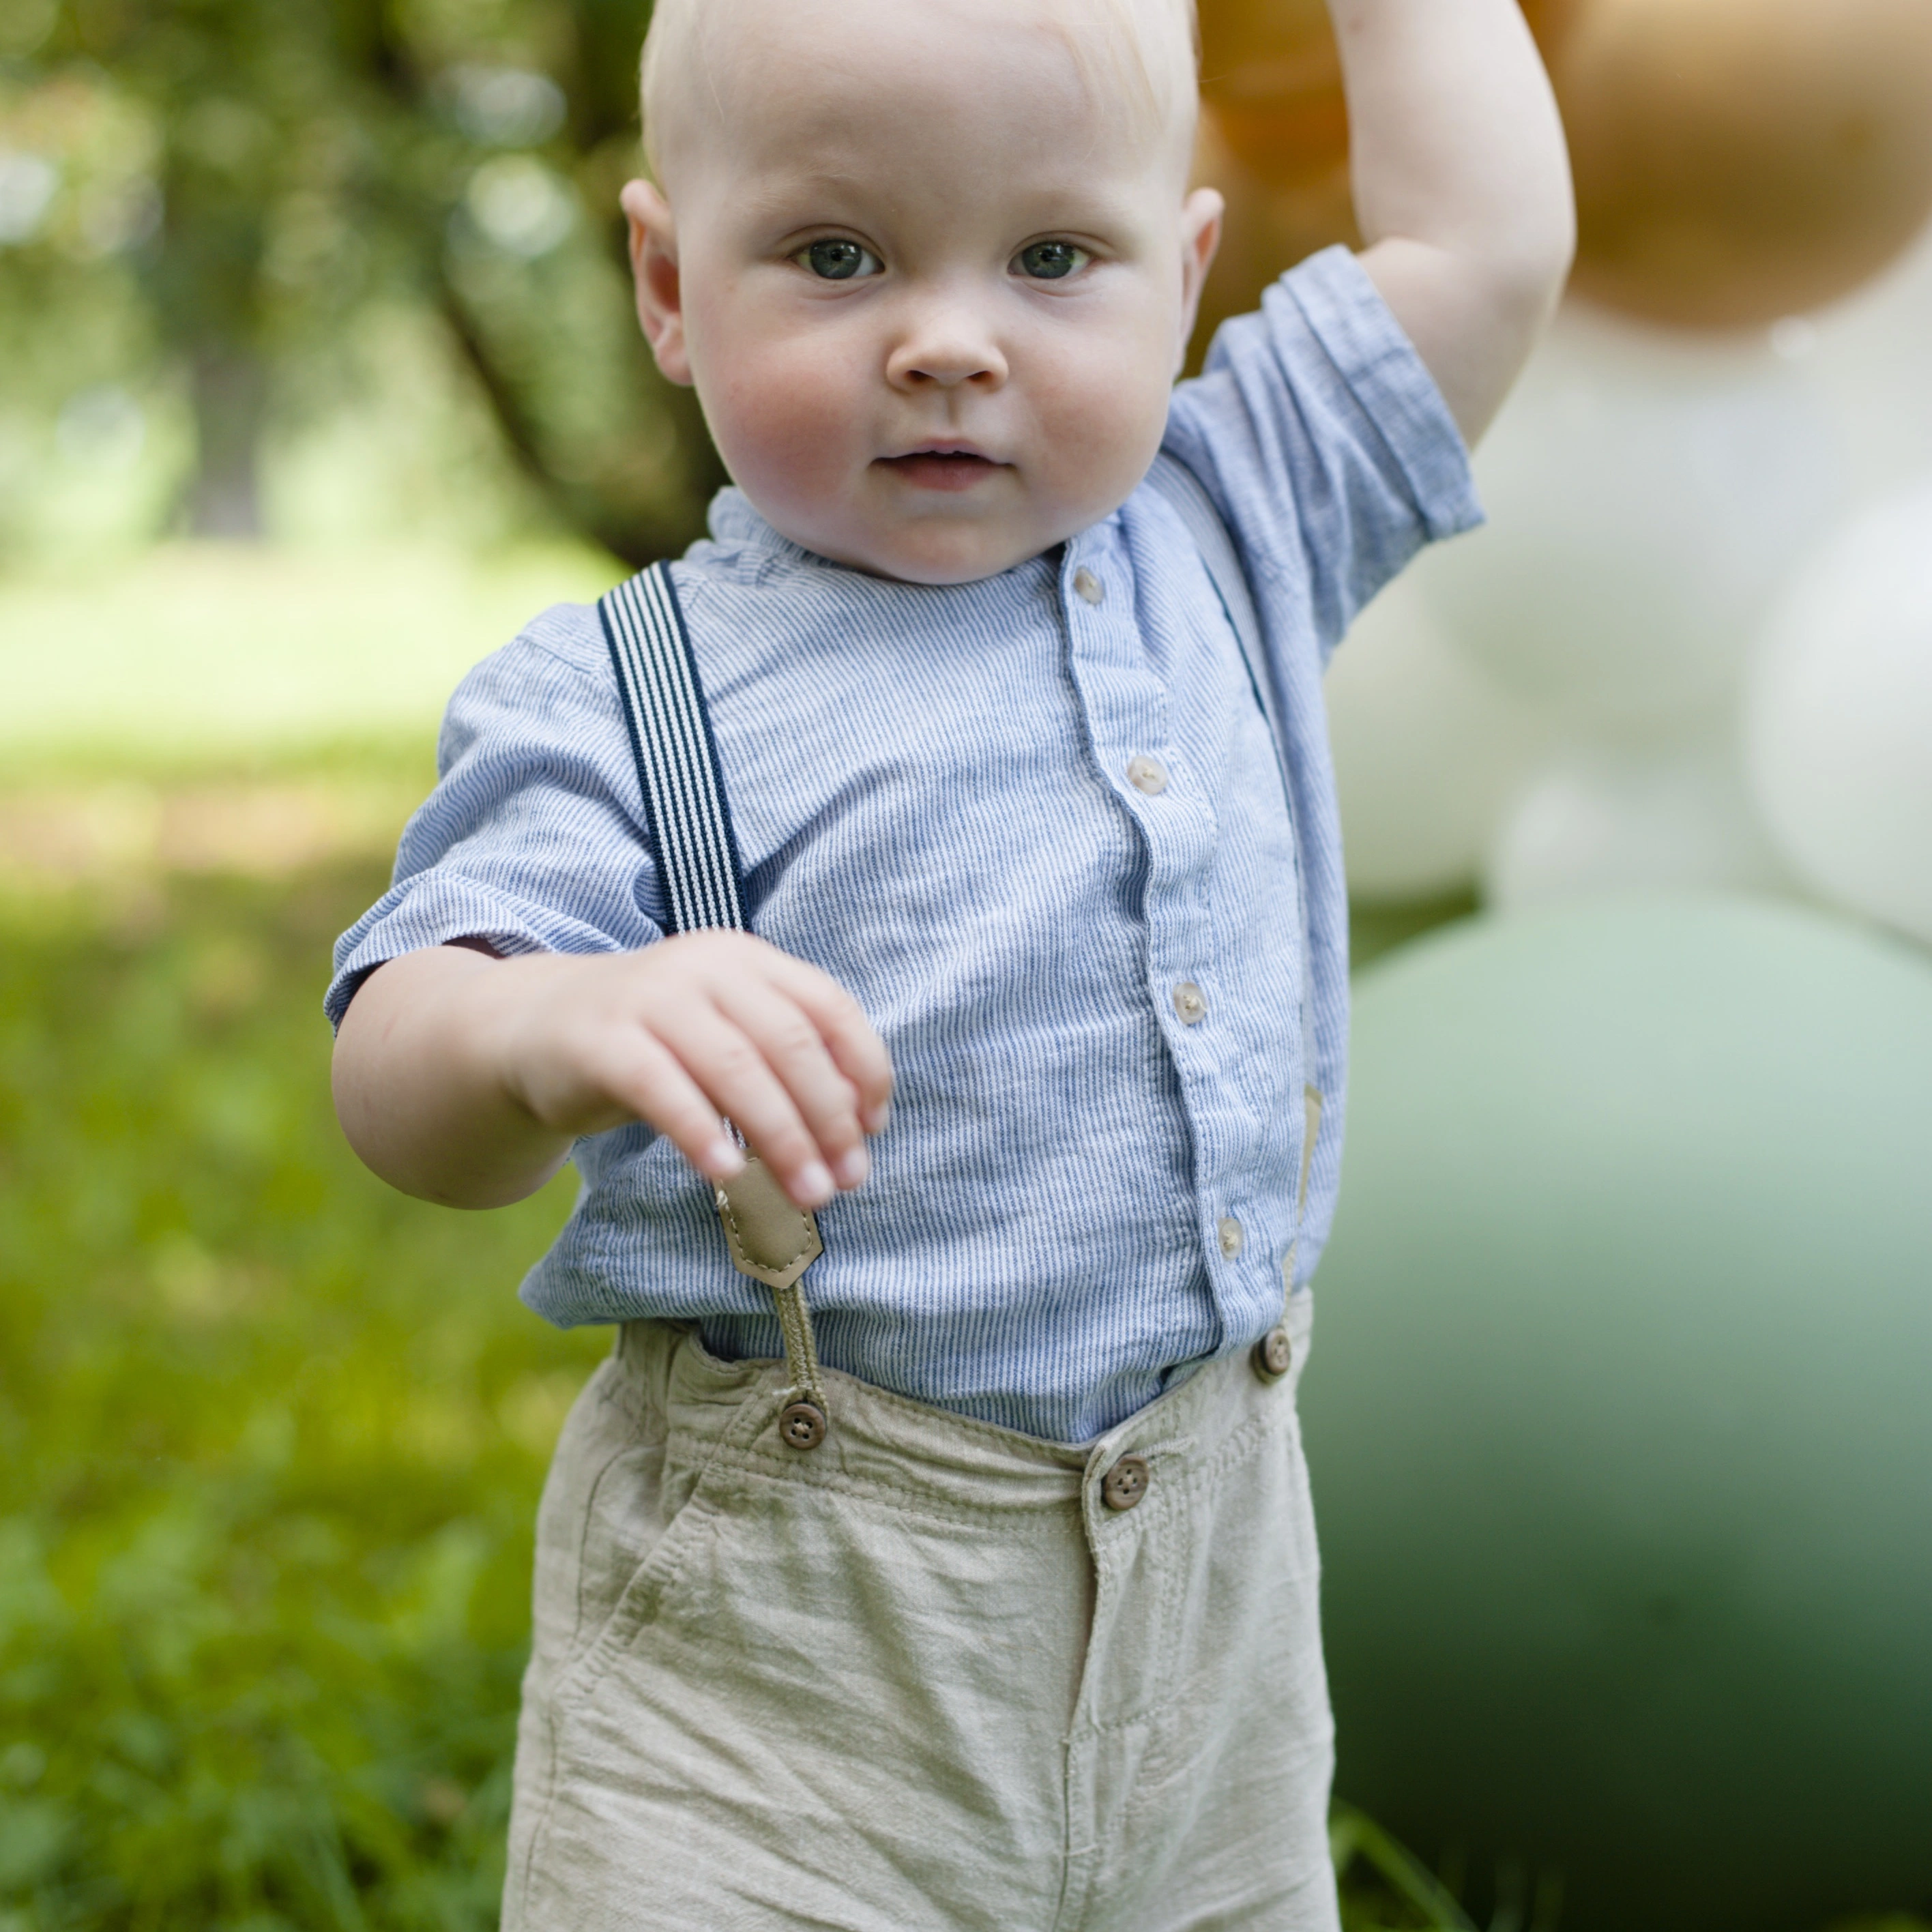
[0,0,722,564]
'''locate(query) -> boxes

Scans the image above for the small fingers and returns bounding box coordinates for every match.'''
[759,952,896,1135]
[667,1008,840,1208]
[714,981,873,1192]
[607,1031,745,1184]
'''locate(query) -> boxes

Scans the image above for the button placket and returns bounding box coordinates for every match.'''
[1067,546,1243,1295]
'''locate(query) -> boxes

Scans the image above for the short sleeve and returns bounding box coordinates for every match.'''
[1163,245,1484,660]
[324,607,664,1028]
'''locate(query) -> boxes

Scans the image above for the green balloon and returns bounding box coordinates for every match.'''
[1304,896,1932,1932]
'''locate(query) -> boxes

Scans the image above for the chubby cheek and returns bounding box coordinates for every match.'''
[1029,333,1172,523]
[694,321,861,516]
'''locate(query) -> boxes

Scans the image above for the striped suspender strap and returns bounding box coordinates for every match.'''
[600,565,746,936]
[597,564,830,1427]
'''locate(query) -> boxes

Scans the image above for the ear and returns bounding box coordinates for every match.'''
[621,177,692,386]
[1175,186,1225,375]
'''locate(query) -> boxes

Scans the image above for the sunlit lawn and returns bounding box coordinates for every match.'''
[0,546,604,1924]
[0,810,612,1925]
[0,543,620,763]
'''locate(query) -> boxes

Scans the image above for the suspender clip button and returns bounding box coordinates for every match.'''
[780,1401,828,1452]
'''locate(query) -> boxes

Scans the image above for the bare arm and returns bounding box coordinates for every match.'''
[331,933,894,1212]
[1328,0,1575,444]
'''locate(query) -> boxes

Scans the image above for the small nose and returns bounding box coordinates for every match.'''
[886,296,1008,392]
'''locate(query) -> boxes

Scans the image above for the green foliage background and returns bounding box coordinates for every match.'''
[0,816,600,1926]
[1,0,719,565]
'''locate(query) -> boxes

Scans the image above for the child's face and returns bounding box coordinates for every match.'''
[625,0,1223,585]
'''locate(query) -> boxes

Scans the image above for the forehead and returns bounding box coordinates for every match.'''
[654,0,1192,188]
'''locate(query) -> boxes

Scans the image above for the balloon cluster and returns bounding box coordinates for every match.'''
[1197,0,1932,330]
[1312,255,1932,1921]
[1193,0,1932,948]
[1327,239,1932,945]
[1195,10,1932,1924]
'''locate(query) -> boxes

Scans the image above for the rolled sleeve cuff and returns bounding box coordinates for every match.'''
[323,875,630,1030]
[1272,245,1485,545]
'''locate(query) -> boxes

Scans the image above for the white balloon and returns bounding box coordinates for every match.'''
[1427,303,1845,734]
[1789,217,1932,509]
[1328,565,1550,901]
[1486,742,1787,912]
[1744,478,1932,946]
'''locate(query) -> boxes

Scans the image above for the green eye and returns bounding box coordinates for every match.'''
[800,238,879,280]
[1016,240,1087,280]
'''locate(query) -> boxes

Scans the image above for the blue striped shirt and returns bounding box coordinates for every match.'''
[328,248,1480,1443]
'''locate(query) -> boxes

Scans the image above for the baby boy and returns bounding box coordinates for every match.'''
[329,0,1571,1923]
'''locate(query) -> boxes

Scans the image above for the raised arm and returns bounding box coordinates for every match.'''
[1328,0,1575,444]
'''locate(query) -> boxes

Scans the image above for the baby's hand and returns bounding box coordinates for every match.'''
[332,933,892,1212]
[493,933,894,1209]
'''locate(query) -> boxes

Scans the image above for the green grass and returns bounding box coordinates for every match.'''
[0,836,602,1927]
[0,543,621,763]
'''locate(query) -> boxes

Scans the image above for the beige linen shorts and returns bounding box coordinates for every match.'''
[503,1293,1338,1932]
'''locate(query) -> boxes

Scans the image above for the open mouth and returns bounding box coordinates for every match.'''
[877,448,1006,492]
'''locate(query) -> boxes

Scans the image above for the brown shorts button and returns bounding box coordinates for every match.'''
[1102,1454,1150,1512]
[1253,1325,1293,1382]
[779,1401,827,1451]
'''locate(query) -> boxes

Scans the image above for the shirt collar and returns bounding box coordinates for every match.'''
[707,488,813,564]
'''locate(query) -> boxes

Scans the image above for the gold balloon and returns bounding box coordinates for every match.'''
[1198,0,1350,192]
[1188,115,1353,366]
[1188,0,1564,360]
[1189,0,1932,345]
[1190,0,1356,362]
[1549,0,1932,329]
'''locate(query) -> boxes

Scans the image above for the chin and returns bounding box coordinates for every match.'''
[757,492,1068,585]
[863,519,1065,587]
[875,550,1020,587]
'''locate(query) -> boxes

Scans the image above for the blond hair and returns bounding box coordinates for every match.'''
[639,0,1201,179]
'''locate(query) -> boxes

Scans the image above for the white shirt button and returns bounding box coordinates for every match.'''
[1218,1216,1245,1259]
[1126,755,1169,796]
[1073,567,1105,605]
[1172,981,1208,1025]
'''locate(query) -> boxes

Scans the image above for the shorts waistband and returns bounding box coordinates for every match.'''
[611,1291,1315,1525]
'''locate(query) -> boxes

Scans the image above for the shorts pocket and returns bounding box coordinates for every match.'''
[529,1342,737,1688]
[548,1426,748,1712]
[527,1357,647,1684]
